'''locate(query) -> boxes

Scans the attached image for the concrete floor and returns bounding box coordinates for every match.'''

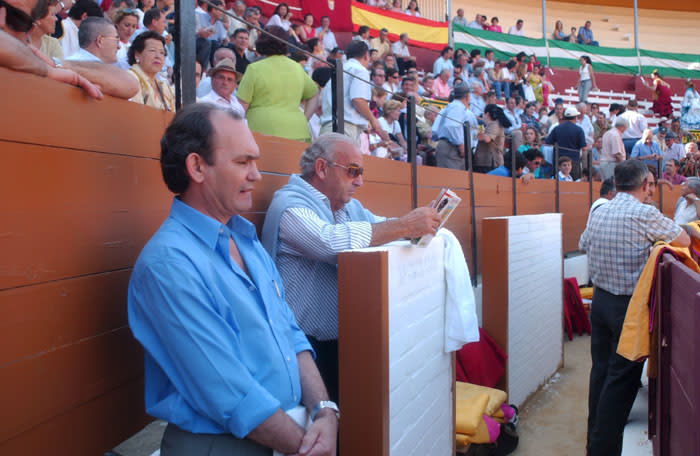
[111,335,653,456]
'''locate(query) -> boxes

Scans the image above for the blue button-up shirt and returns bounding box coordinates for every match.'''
[631,140,662,166]
[431,99,478,148]
[128,198,312,438]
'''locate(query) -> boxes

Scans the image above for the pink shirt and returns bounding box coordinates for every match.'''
[487,25,502,33]
[433,78,451,99]
[662,172,686,185]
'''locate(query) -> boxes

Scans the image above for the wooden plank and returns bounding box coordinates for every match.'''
[255,136,306,175]
[516,179,557,215]
[0,377,150,456]
[0,270,130,366]
[0,68,171,159]
[338,250,389,456]
[354,182,412,219]
[559,182,589,253]
[481,218,509,393]
[0,142,170,289]
[417,166,471,190]
[363,156,411,186]
[0,327,143,443]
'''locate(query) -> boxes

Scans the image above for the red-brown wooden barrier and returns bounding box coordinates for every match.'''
[0,66,683,454]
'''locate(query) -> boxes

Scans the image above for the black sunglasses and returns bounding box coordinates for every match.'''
[0,0,34,33]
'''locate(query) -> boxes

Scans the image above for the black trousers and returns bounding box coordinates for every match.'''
[161,423,272,456]
[307,336,339,404]
[586,287,644,456]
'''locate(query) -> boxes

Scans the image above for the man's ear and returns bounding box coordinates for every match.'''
[185,153,207,184]
[80,12,87,21]
[314,157,327,180]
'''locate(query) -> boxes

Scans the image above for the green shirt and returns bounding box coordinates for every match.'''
[237,55,318,141]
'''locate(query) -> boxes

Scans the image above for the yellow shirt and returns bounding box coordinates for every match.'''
[127,64,175,112]
[40,35,63,60]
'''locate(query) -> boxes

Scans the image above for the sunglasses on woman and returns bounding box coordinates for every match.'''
[0,0,34,33]
[327,161,363,178]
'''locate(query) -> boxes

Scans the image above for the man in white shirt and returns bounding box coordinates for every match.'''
[58,0,103,58]
[508,19,524,36]
[618,99,647,158]
[577,102,595,146]
[503,97,524,151]
[432,46,454,77]
[467,14,483,30]
[319,41,389,144]
[196,47,235,97]
[674,177,700,224]
[452,8,468,27]
[599,116,628,180]
[66,17,119,64]
[199,58,245,117]
[391,33,415,73]
[587,177,616,220]
[316,16,338,55]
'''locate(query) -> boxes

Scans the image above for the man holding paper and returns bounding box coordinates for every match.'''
[262,133,441,403]
[128,104,337,456]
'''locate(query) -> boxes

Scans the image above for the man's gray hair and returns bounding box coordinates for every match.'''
[576,102,587,111]
[614,116,629,128]
[687,177,700,195]
[243,6,256,18]
[299,133,356,178]
[78,17,114,49]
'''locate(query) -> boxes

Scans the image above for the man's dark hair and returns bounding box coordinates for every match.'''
[385,67,398,78]
[523,147,544,161]
[503,151,527,173]
[627,99,638,109]
[614,159,649,191]
[256,25,289,56]
[506,60,517,70]
[68,0,103,20]
[485,49,493,57]
[440,46,452,57]
[312,67,332,87]
[289,50,307,63]
[128,31,166,65]
[346,40,369,60]
[517,19,523,24]
[77,16,112,48]
[143,7,163,27]
[453,63,463,71]
[600,177,615,196]
[357,25,369,36]
[161,104,243,194]
[232,27,248,38]
[206,0,222,12]
[516,51,527,62]
[470,49,481,59]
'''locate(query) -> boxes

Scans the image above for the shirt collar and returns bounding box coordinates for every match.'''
[295,175,333,207]
[169,197,256,250]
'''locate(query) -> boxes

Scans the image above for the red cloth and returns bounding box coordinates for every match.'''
[563,277,591,340]
[456,328,507,388]
[652,83,673,117]
[247,0,352,31]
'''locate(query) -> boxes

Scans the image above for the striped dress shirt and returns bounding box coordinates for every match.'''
[277,179,384,340]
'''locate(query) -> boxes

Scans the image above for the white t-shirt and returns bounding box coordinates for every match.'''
[379,116,402,137]
[674,197,699,224]
[508,26,524,36]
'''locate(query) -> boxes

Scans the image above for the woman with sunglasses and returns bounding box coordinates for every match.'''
[28,0,63,60]
[127,31,174,111]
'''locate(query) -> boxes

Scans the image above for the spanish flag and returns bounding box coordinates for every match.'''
[351,1,448,51]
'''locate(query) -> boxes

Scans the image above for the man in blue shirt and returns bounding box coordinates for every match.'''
[431,83,479,169]
[545,106,588,180]
[577,21,599,46]
[128,104,337,456]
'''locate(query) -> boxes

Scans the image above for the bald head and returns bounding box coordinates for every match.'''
[213,47,235,66]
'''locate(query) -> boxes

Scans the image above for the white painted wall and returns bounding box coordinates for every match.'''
[504,213,563,407]
[385,240,453,456]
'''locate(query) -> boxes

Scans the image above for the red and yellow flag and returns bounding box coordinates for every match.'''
[350,1,448,51]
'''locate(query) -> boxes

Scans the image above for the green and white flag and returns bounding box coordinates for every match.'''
[453,24,700,79]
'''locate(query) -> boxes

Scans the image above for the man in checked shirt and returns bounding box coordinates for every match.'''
[579,159,689,456]
[262,133,441,403]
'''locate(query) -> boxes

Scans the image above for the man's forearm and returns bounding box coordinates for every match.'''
[247,409,305,454]
[62,61,139,99]
[370,218,408,246]
[0,29,49,77]
[297,350,329,410]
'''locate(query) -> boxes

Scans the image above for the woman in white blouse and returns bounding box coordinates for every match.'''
[266,3,291,31]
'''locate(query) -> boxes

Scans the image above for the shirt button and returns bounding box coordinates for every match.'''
[219,227,223,234]
[286,356,291,362]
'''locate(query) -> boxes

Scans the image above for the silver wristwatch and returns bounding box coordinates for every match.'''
[310,400,340,421]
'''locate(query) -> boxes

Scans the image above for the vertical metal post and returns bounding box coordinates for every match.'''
[555,143,560,213]
[446,0,453,47]
[588,148,593,208]
[407,96,418,209]
[174,0,196,109]
[542,0,550,67]
[634,0,641,75]
[465,122,478,287]
[657,157,664,211]
[331,58,344,134]
[511,149,517,215]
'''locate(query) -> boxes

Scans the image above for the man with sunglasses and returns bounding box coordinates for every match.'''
[262,133,441,404]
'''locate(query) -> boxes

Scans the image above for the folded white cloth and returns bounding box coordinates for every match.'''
[437,229,480,352]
